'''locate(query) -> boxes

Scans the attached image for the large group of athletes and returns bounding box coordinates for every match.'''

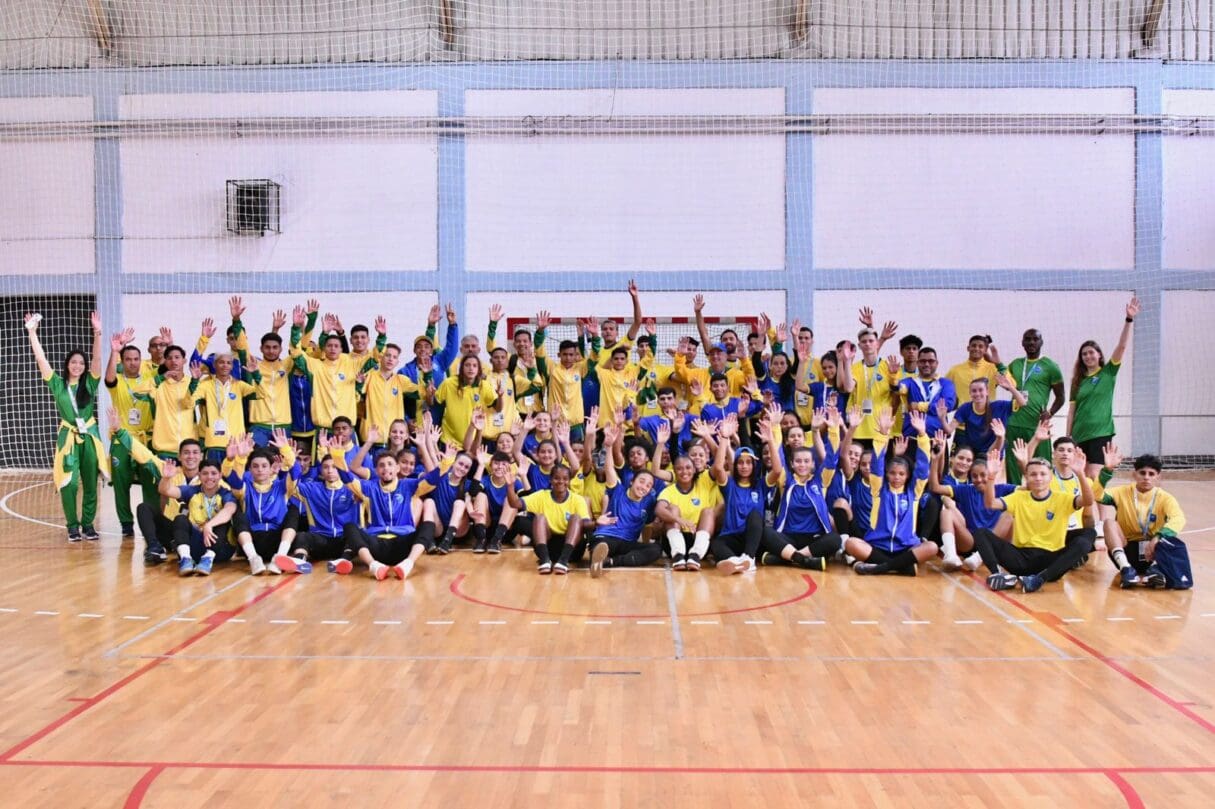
[23,283,1193,591]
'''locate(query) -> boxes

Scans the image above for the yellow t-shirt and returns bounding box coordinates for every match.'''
[135,375,196,455]
[247,358,292,427]
[1001,489,1077,552]
[596,365,640,427]
[657,472,722,523]
[291,350,365,428]
[792,356,826,426]
[1102,485,1186,541]
[850,358,897,440]
[546,360,590,425]
[945,358,999,399]
[435,377,498,448]
[483,369,518,440]
[107,370,155,437]
[360,371,417,442]
[523,489,590,534]
[194,377,257,449]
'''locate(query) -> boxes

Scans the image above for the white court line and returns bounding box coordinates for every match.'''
[1107,617,1134,622]
[744,620,773,625]
[0,480,123,537]
[1061,618,1085,624]
[955,619,984,625]
[636,620,666,625]
[77,613,103,619]
[530,620,559,625]
[585,620,612,625]
[170,617,198,622]
[320,620,349,625]
[1155,615,1182,620]
[269,619,297,624]
[1181,524,1215,536]
[1202,613,1215,618]
[689,620,719,625]
[851,620,878,625]
[479,620,506,625]
[798,620,826,625]
[936,568,1073,660]
[34,610,59,616]
[103,575,252,658]
[426,620,454,626]
[123,615,149,621]
[227,618,246,623]
[0,608,18,613]
[374,620,402,625]
[902,620,930,625]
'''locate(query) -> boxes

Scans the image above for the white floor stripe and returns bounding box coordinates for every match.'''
[122,615,149,621]
[798,620,826,625]
[851,620,878,625]
[744,620,773,625]
[530,620,559,625]
[955,619,983,625]
[479,620,506,625]
[1107,617,1134,622]
[636,620,665,625]
[585,620,612,625]
[373,620,402,625]
[321,620,349,625]
[426,620,454,625]
[269,619,297,624]
[1155,615,1182,620]
[77,613,103,618]
[902,620,930,625]
[689,620,719,625]
[103,574,252,659]
[1061,618,1084,624]
[0,608,17,613]
[34,610,58,616]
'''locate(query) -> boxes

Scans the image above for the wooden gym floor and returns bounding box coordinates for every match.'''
[0,472,1213,807]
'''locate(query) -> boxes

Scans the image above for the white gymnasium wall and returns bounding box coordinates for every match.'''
[812,88,1136,271]
[122,292,438,360]
[0,97,95,276]
[464,89,786,273]
[813,290,1135,445]
[463,290,788,350]
[118,91,439,275]
[1162,90,1215,271]
[1161,291,1215,455]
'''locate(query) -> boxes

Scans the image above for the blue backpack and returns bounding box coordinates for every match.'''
[1153,535,1193,590]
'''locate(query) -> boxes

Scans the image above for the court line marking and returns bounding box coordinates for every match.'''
[902,620,930,625]
[689,620,719,625]
[530,620,559,625]
[77,613,103,619]
[797,620,826,625]
[1107,617,1134,622]
[103,576,253,659]
[968,573,1215,736]
[954,619,983,625]
[122,616,149,621]
[373,620,402,626]
[1106,771,1146,809]
[116,652,1102,664]
[937,568,1072,660]
[425,620,454,625]
[320,620,349,625]
[1154,615,1181,620]
[0,577,296,763]
[0,608,17,613]
[449,572,817,619]
[123,764,165,809]
[0,480,125,539]
[34,611,59,616]
[662,564,684,660]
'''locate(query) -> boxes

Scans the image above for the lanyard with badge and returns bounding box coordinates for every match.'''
[1136,488,1159,541]
[212,378,232,436]
[861,361,879,415]
[1019,358,1039,390]
[121,374,143,427]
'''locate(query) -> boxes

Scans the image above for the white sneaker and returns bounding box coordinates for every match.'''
[717,556,740,575]
[391,559,414,580]
[249,556,267,576]
[963,553,982,572]
[941,553,963,571]
[844,554,857,566]
[739,555,754,573]
[266,561,282,575]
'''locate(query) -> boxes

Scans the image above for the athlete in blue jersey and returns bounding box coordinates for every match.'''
[467,449,528,554]
[338,452,439,580]
[707,406,785,575]
[585,422,663,576]
[224,431,300,575]
[275,444,362,574]
[931,443,1016,572]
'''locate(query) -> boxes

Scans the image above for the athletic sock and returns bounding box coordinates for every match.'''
[176,544,191,558]
[536,544,552,564]
[666,529,686,556]
[442,526,456,543]
[888,549,918,574]
[557,544,574,565]
[691,530,711,558]
[472,524,487,543]
[941,531,958,558]
[416,522,436,548]
[202,549,216,560]
[276,537,292,556]
[491,524,507,543]
[240,539,258,560]
[1110,547,1130,570]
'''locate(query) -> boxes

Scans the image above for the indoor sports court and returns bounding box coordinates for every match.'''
[2,2,1215,807]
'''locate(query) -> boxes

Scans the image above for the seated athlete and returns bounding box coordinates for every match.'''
[929,439,1015,571]
[507,464,590,575]
[224,431,300,576]
[466,448,528,554]
[974,450,1096,593]
[274,435,362,574]
[158,458,238,577]
[654,451,722,572]
[1098,447,1191,590]
[338,451,440,580]
[846,409,939,576]
[586,422,664,577]
[707,408,785,575]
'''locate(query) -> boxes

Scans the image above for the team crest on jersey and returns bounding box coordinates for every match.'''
[573,374,581,382]
[227,392,237,400]
[1045,511,1055,521]
[338,373,347,381]
[692,498,701,506]
[1030,366,1041,376]
[876,374,883,381]
[391,387,398,395]
[750,492,759,503]
[473,394,480,402]
[1089,377,1099,386]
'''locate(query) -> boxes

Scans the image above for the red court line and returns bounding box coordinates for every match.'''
[1106,772,1146,809]
[966,573,1215,737]
[449,572,817,619]
[123,765,164,809]
[1,759,1213,776]
[0,578,296,763]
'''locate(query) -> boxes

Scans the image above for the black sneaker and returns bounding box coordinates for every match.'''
[987,572,1018,591]
[81,525,100,541]
[144,543,168,565]
[121,523,135,538]
[1119,567,1142,589]
[472,536,487,554]
[854,562,882,575]
[488,537,502,554]
[793,554,828,571]
[759,551,780,567]
[436,537,453,555]
[671,553,687,571]
[1143,565,1167,589]
[1019,573,1045,593]
[685,552,702,572]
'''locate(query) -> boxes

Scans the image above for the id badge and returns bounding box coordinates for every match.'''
[1135,542,1149,563]
[127,408,141,426]
[492,412,504,428]
[522,395,534,408]
[862,398,873,415]
[796,392,810,407]
[213,418,228,436]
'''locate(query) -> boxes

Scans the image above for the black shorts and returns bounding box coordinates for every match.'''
[1076,435,1114,465]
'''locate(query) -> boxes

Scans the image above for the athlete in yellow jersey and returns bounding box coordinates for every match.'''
[232,309,293,446]
[483,345,519,443]
[105,327,157,537]
[356,343,418,443]
[540,322,600,438]
[944,334,1000,398]
[847,329,899,443]
[435,355,501,448]
[656,454,722,571]
[134,343,199,458]
[289,307,373,430]
[193,353,260,462]
[1097,447,1189,589]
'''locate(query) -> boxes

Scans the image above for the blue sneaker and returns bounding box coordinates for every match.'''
[196,555,214,576]
[274,554,312,574]
[1119,567,1142,589]
[1019,573,1045,593]
[178,557,196,577]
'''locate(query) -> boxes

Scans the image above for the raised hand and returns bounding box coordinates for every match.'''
[161,458,178,478]
[857,307,874,328]
[316,428,331,450]
[427,304,441,326]
[597,509,617,527]
[306,298,320,314]
[721,413,740,439]
[628,278,640,298]
[644,317,657,337]
[229,295,245,320]
[200,317,217,339]
[692,293,705,313]
[270,427,290,449]
[1011,437,1030,466]
[987,446,1001,468]
[990,418,1005,439]
[584,318,600,338]
[776,322,788,344]
[931,429,946,455]
[1103,441,1123,469]
[986,344,1003,366]
[476,448,493,468]
[445,303,457,324]
[159,326,174,345]
[1034,415,1052,443]
[1126,297,1141,320]
[536,310,551,330]
[367,424,381,445]
[90,310,102,335]
[23,312,40,332]
[471,408,486,431]
[826,407,842,429]
[892,435,909,456]
[489,304,504,323]
[374,315,388,336]
[110,329,131,353]
[292,306,306,328]
[886,354,901,375]
[764,401,783,424]
[909,409,927,435]
[935,398,949,421]
[874,406,894,436]
[656,419,672,445]
[846,405,863,428]
[271,309,288,331]
[757,312,771,338]
[838,341,855,363]
[105,406,119,427]
[879,320,898,342]
[190,361,205,379]
[811,407,827,431]
[226,435,240,460]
